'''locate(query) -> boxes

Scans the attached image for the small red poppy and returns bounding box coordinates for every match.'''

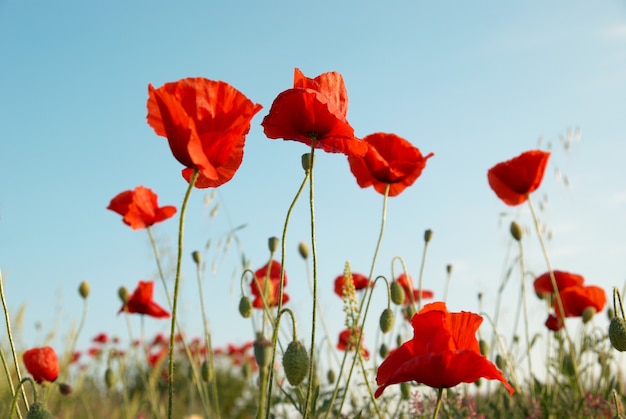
[487,150,550,206]
[337,328,370,360]
[23,346,59,384]
[147,77,262,188]
[250,260,289,308]
[92,333,109,344]
[396,273,434,305]
[262,68,367,157]
[375,302,514,398]
[107,186,177,230]
[533,271,584,296]
[348,133,433,196]
[333,272,370,298]
[118,281,170,319]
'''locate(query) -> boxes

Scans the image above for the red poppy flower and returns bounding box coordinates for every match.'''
[262,68,367,157]
[23,346,59,384]
[348,133,434,196]
[333,272,370,298]
[487,150,550,206]
[107,186,177,230]
[92,333,109,344]
[533,271,584,295]
[375,302,514,398]
[250,260,289,308]
[544,285,606,331]
[147,77,262,188]
[396,274,434,305]
[118,281,170,319]
[337,329,370,360]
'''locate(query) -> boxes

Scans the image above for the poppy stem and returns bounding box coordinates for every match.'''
[432,387,444,419]
[167,169,199,419]
[9,377,35,419]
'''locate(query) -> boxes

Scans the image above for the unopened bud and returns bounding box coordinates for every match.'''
[104,367,115,389]
[424,229,433,243]
[268,237,279,253]
[58,382,73,396]
[26,402,54,419]
[283,340,309,386]
[510,221,523,241]
[238,296,253,318]
[405,304,416,321]
[608,308,616,320]
[379,308,394,334]
[117,287,129,304]
[191,251,202,265]
[390,281,405,306]
[327,369,336,384]
[201,360,213,382]
[379,344,389,359]
[446,264,453,274]
[253,335,272,369]
[609,317,626,351]
[582,306,596,323]
[495,354,505,370]
[479,339,489,357]
[298,242,309,259]
[78,281,90,299]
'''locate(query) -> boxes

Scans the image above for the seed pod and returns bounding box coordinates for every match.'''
[26,402,54,419]
[298,242,309,259]
[582,306,596,323]
[510,221,523,242]
[379,308,394,334]
[390,281,405,306]
[268,237,279,253]
[283,340,309,386]
[609,317,626,351]
[253,336,272,369]
[446,264,453,274]
[301,153,314,171]
[424,229,433,243]
[238,296,253,318]
[191,251,202,265]
[78,281,90,299]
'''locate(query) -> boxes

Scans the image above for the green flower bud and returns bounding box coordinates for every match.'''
[390,281,405,306]
[379,343,389,359]
[26,402,54,419]
[191,251,202,265]
[58,382,73,396]
[105,367,115,389]
[510,221,523,242]
[118,287,129,304]
[238,296,253,318]
[283,340,309,386]
[268,237,279,253]
[78,280,90,299]
[609,317,626,351]
[424,229,433,243]
[253,335,272,369]
[298,242,309,259]
[379,308,394,334]
[446,264,453,274]
[582,306,596,323]
[201,360,213,382]
[326,369,336,385]
[479,339,489,357]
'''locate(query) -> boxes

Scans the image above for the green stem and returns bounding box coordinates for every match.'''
[9,378,34,419]
[0,269,27,416]
[432,387,444,419]
[515,236,534,394]
[167,169,199,419]
[416,234,431,311]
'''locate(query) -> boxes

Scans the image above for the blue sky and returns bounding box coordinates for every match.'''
[1,1,625,369]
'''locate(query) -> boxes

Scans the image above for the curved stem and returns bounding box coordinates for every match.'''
[9,377,34,419]
[167,169,198,419]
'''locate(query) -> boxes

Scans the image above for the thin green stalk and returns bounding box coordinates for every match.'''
[515,238,534,395]
[262,168,310,419]
[167,169,199,419]
[303,144,318,418]
[9,377,34,419]
[432,387,444,419]
[147,227,172,306]
[416,231,431,311]
[527,195,584,397]
[0,269,27,416]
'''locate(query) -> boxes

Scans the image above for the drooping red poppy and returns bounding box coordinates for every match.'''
[348,133,434,197]
[544,285,606,331]
[262,68,367,157]
[250,260,289,308]
[487,150,550,206]
[333,272,371,298]
[396,273,434,305]
[533,271,585,296]
[23,346,59,384]
[375,302,514,398]
[92,333,109,344]
[147,77,262,188]
[118,281,170,319]
[337,328,370,360]
[107,186,177,230]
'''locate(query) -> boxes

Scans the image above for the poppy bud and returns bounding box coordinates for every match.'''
[446,264,453,274]
[118,287,129,304]
[609,317,626,351]
[191,251,201,265]
[405,304,417,321]
[495,354,505,370]
[423,229,433,243]
[78,281,90,299]
[58,382,73,396]
[298,242,309,259]
[474,378,482,388]
[326,369,336,384]
[253,335,272,369]
[510,221,523,241]
[238,296,253,318]
[283,340,309,386]
[379,343,389,359]
[26,402,54,419]
[582,306,596,323]
[268,237,279,253]
[396,334,403,347]
[390,281,405,306]
[608,308,616,320]
[479,339,489,357]
[201,360,213,382]
[400,382,411,400]
[104,367,115,388]
[301,153,314,171]
[379,308,394,334]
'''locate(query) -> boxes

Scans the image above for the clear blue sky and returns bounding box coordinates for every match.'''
[1,1,625,365]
